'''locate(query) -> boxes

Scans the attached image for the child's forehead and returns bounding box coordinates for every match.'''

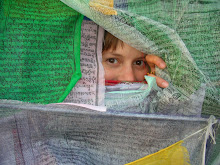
[103,43,146,59]
[103,32,145,57]
[116,42,145,55]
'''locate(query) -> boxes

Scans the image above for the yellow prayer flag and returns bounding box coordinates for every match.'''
[126,140,190,165]
[89,0,117,15]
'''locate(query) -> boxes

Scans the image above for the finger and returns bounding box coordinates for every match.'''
[148,74,169,88]
[145,55,166,69]
[147,63,155,73]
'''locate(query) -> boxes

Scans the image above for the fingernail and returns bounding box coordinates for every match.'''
[160,63,166,68]
[162,81,169,88]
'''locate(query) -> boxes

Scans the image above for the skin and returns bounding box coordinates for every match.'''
[102,42,169,88]
[102,42,149,82]
[145,55,169,88]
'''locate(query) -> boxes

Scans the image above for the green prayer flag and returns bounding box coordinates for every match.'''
[0,0,84,104]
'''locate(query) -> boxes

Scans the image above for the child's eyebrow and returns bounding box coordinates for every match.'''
[135,53,147,59]
[103,53,123,57]
[136,57,146,60]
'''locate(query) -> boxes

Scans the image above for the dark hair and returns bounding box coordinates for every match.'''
[103,32,124,52]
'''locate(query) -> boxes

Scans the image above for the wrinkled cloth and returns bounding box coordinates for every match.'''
[0,100,218,165]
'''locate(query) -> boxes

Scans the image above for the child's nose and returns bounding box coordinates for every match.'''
[118,67,136,82]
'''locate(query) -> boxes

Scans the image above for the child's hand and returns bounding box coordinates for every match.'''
[145,55,169,88]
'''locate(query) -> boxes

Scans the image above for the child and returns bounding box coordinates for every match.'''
[102,32,169,88]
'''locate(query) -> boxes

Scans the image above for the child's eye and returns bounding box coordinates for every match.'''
[107,58,118,64]
[134,60,146,66]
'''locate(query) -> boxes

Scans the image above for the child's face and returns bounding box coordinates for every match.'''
[102,42,149,82]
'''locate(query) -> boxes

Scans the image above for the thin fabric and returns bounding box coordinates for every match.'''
[0,0,219,165]
[0,0,84,104]
[105,76,160,114]
[0,100,217,165]
[61,0,220,117]
[125,141,190,165]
